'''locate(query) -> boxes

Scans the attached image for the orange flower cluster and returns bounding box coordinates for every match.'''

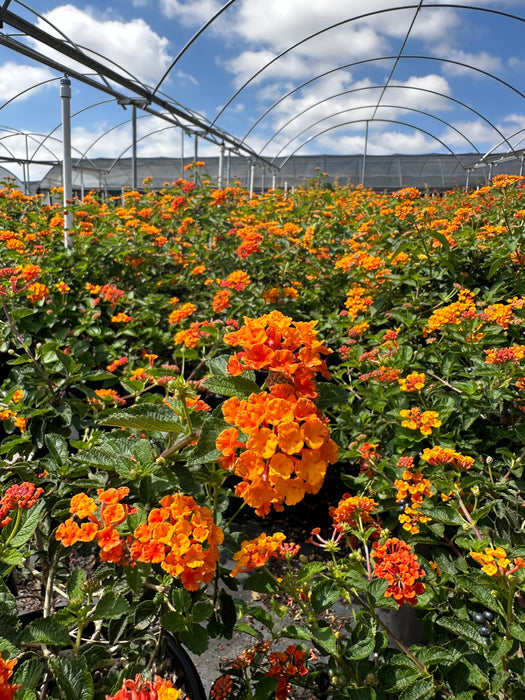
[398,372,426,392]
[26,281,49,303]
[216,384,338,515]
[484,345,525,364]
[92,388,126,406]
[56,488,137,565]
[266,645,308,700]
[174,321,213,349]
[168,302,197,325]
[0,407,27,433]
[223,310,331,398]
[231,532,286,576]
[424,288,476,335]
[400,408,441,435]
[220,269,251,291]
[210,674,233,699]
[470,546,525,577]
[420,446,474,470]
[395,469,433,534]
[111,312,133,323]
[329,494,378,533]
[105,674,181,700]
[131,493,223,591]
[107,356,128,372]
[372,537,426,606]
[0,263,43,298]
[344,284,374,320]
[0,482,44,527]
[212,288,231,313]
[359,365,400,384]
[0,653,20,700]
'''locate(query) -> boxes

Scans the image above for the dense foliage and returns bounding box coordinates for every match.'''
[0,167,524,699]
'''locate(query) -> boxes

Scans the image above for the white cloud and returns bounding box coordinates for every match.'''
[0,62,55,102]
[160,0,222,25]
[440,49,503,77]
[33,5,172,85]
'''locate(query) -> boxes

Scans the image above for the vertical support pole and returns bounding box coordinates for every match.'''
[261,168,265,193]
[226,150,231,185]
[360,120,368,186]
[465,168,470,192]
[180,128,185,178]
[520,156,524,177]
[218,143,225,188]
[249,160,255,199]
[60,75,72,246]
[132,103,138,190]
[194,133,199,183]
[24,134,29,194]
[272,173,276,190]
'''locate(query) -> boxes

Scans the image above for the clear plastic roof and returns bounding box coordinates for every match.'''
[0,1,524,185]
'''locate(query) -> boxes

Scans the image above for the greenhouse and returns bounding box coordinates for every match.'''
[1,3,525,700]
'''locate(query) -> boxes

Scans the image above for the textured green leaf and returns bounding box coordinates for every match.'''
[235,622,263,638]
[296,561,326,582]
[314,625,338,655]
[10,501,45,548]
[455,575,501,613]
[92,593,130,620]
[179,623,209,654]
[316,382,349,409]
[281,624,312,641]
[192,600,214,623]
[22,617,71,646]
[311,579,340,614]
[436,616,484,645]
[419,504,464,526]
[244,569,279,594]
[399,678,436,700]
[12,657,42,690]
[348,618,377,660]
[100,404,183,432]
[185,416,230,465]
[49,656,94,700]
[203,374,260,398]
[45,433,69,466]
[161,611,186,633]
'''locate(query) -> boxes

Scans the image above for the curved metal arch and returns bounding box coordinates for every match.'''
[104,124,182,176]
[477,127,525,164]
[0,126,62,159]
[242,54,523,157]
[75,113,152,162]
[255,85,508,155]
[211,3,525,128]
[152,0,241,98]
[29,97,117,171]
[0,76,60,115]
[272,104,480,162]
[276,118,466,171]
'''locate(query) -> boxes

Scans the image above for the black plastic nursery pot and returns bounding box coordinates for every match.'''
[17,609,207,700]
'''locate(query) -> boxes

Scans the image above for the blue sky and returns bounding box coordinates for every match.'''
[0,1,525,180]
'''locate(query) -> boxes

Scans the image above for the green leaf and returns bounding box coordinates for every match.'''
[417,645,462,667]
[92,593,130,620]
[161,611,186,633]
[10,501,45,548]
[235,622,263,638]
[243,569,279,594]
[315,382,349,410]
[508,622,525,643]
[515,422,525,444]
[48,656,94,700]
[203,374,260,398]
[436,616,485,645]
[399,677,436,700]
[281,624,312,641]
[66,568,87,606]
[348,618,377,660]
[45,434,69,466]
[455,575,501,613]
[428,230,450,252]
[185,416,231,465]
[12,657,42,690]
[22,617,71,646]
[179,623,209,654]
[313,625,338,655]
[296,561,326,583]
[125,562,150,595]
[419,504,464,526]
[192,600,214,623]
[0,548,23,566]
[100,404,183,432]
[311,579,340,614]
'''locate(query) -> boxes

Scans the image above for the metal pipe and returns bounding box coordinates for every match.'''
[132,103,137,189]
[218,143,225,188]
[249,160,255,198]
[60,74,72,246]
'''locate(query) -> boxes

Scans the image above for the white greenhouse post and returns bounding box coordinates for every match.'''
[226,150,231,185]
[249,160,255,199]
[361,120,369,186]
[272,173,276,190]
[218,143,225,188]
[132,103,138,190]
[61,75,73,247]
[261,168,265,193]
